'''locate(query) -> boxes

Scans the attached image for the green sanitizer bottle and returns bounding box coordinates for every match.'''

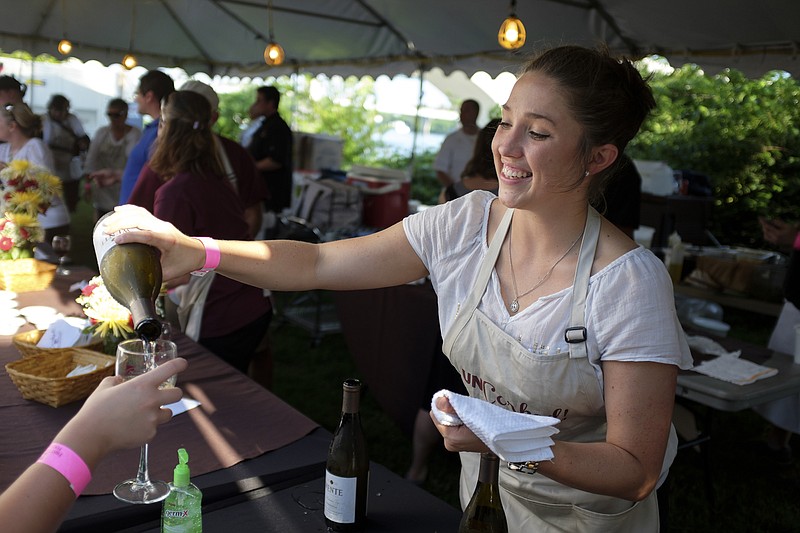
[161,448,203,533]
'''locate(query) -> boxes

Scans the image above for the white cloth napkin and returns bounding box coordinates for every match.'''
[431,389,560,462]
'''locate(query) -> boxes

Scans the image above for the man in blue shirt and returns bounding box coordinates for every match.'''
[92,70,174,205]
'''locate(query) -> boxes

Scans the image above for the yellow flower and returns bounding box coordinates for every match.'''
[7,212,39,228]
[34,172,62,197]
[6,191,44,216]
[94,318,135,339]
[7,159,30,173]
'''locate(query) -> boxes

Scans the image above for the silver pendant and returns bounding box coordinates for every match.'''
[510,298,519,314]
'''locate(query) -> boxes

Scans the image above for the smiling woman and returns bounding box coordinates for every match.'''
[95,44,693,532]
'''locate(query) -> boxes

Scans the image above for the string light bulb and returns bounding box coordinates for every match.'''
[57,0,72,56]
[498,0,526,50]
[264,42,285,66]
[122,53,138,70]
[263,0,284,66]
[57,39,73,55]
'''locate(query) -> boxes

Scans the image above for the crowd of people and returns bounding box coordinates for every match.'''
[0,72,287,380]
[2,41,798,531]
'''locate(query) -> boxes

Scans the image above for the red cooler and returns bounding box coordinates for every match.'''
[346,165,411,229]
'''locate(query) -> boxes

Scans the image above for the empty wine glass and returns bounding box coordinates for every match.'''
[113,338,177,504]
[51,235,71,276]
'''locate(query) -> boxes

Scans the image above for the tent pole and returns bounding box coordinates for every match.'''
[408,63,425,174]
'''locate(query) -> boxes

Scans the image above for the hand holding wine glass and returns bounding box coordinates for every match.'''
[113,338,178,504]
[51,235,71,276]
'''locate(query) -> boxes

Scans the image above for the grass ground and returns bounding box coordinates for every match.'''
[68,197,800,532]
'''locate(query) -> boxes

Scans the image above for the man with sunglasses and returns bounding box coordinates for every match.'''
[90,70,174,205]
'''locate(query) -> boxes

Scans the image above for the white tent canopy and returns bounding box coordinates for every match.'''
[1,0,799,79]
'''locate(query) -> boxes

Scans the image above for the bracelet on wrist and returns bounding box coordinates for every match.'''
[507,460,540,475]
[37,443,92,497]
[191,236,220,277]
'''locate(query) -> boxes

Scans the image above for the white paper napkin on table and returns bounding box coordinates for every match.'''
[431,389,560,462]
[686,334,777,385]
[691,357,777,385]
[164,398,201,416]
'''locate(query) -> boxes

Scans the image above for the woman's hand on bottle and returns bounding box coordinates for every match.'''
[429,396,491,454]
[104,205,205,282]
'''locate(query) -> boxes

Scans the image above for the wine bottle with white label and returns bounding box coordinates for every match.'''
[324,378,369,531]
[92,212,163,341]
[458,452,508,533]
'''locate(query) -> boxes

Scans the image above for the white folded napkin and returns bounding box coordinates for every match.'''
[66,364,97,377]
[691,357,777,385]
[431,389,560,462]
[685,334,741,358]
[164,398,201,416]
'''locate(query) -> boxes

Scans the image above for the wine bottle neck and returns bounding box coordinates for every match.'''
[477,453,500,485]
[341,390,360,414]
[129,298,161,341]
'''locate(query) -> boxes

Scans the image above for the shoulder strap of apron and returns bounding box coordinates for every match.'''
[442,205,514,355]
[565,206,601,359]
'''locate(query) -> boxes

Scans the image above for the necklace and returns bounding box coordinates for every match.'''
[507,223,584,314]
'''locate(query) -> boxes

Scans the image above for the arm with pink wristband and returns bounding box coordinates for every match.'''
[0,358,187,533]
[191,236,221,276]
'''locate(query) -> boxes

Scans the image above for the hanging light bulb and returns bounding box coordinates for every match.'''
[57,39,73,55]
[263,0,285,66]
[264,42,285,66]
[122,1,138,70]
[498,0,526,50]
[122,53,138,70]
[57,0,72,55]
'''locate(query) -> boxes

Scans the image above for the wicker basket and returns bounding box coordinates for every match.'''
[5,349,115,407]
[13,329,104,358]
[0,258,56,292]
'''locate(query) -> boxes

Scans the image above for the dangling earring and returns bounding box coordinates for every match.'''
[584,170,590,177]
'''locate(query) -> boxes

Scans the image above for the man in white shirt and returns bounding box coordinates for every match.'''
[433,99,480,187]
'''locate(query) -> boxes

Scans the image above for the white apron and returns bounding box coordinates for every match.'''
[442,206,660,532]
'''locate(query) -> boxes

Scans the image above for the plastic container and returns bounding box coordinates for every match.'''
[161,448,202,532]
[346,165,411,229]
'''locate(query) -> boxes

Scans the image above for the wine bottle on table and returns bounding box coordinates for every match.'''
[92,212,163,341]
[458,452,508,533]
[324,378,369,531]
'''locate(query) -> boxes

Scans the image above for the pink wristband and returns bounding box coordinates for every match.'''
[37,443,91,497]
[793,232,800,251]
[191,237,220,277]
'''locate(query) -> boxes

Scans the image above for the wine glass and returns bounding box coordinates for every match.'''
[113,338,177,504]
[51,235,71,276]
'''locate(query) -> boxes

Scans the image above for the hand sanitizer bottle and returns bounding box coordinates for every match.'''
[161,448,202,532]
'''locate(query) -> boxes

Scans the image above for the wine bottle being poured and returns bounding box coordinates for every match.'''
[92,212,163,342]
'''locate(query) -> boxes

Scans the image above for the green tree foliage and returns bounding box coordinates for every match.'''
[216,75,389,165]
[215,75,443,203]
[629,65,800,247]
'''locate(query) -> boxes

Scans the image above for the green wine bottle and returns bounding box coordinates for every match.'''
[324,378,369,531]
[458,453,508,533]
[93,212,163,341]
